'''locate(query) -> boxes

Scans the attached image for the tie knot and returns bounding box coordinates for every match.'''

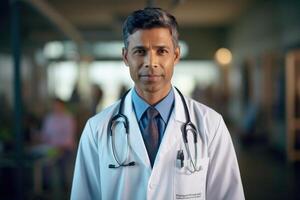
[146,107,159,119]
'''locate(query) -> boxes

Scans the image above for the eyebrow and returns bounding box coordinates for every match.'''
[131,45,171,50]
[132,46,146,50]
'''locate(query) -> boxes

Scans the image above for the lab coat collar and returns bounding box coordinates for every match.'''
[129,86,185,124]
[123,87,186,169]
[131,88,174,124]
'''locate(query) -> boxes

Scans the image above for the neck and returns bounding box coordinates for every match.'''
[135,86,171,105]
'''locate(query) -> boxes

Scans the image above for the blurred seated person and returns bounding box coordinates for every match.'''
[41,97,76,189]
[42,98,76,151]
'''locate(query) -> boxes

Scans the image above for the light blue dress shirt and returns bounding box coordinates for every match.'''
[132,88,175,143]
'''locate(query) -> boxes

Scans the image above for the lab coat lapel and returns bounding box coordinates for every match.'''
[153,88,186,165]
[123,89,151,168]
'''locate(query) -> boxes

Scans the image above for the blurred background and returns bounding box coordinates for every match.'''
[1,0,300,199]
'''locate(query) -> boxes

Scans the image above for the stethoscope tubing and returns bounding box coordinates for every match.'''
[108,87,201,172]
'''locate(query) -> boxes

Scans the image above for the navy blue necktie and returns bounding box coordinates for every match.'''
[144,107,160,167]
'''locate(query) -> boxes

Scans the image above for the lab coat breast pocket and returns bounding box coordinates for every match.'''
[174,157,209,200]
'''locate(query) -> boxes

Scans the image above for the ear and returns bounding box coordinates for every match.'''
[122,47,129,66]
[174,47,180,65]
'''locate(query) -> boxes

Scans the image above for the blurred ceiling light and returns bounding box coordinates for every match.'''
[215,48,232,65]
[43,41,64,59]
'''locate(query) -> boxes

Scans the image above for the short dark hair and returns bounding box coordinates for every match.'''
[122,7,179,49]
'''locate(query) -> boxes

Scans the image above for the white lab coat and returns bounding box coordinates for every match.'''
[71,88,245,200]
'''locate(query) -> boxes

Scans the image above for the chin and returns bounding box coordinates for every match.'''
[143,84,168,94]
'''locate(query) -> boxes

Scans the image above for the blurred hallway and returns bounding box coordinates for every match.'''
[1,0,300,199]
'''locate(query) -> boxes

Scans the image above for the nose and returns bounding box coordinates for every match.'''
[144,51,158,68]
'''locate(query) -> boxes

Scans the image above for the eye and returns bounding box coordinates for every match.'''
[133,49,146,56]
[157,48,169,55]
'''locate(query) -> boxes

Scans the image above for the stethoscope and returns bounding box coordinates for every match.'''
[108,87,202,173]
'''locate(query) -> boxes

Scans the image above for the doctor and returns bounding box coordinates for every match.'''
[71,7,245,200]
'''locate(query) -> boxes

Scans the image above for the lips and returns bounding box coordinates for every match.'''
[140,74,162,82]
[140,74,160,77]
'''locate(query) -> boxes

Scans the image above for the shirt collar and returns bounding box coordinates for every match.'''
[132,87,175,123]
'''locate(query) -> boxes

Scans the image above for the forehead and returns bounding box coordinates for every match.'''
[127,28,174,48]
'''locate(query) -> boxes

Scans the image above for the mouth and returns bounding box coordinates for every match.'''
[139,74,162,82]
[140,74,160,77]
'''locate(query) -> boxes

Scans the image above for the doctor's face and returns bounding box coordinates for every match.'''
[122,28,180,98]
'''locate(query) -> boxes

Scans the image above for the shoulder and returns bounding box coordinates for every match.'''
[78,101,121,148]
[184,96,224,142]
[173,87,220,120]
[173,87,222,133]
[87,100,121,132]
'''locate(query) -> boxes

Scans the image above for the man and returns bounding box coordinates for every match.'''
[71,7,244,200]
